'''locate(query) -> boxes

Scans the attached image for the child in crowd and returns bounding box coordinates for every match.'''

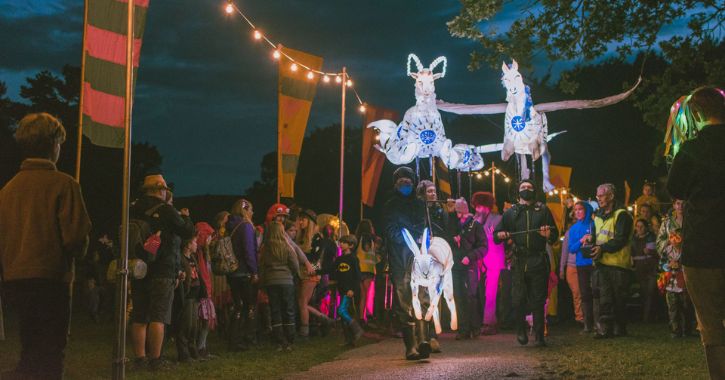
[334,235,364,346]
[659,229,694,338]
[177,232,206,362]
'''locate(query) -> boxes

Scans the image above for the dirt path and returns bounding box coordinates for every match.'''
[286,332,544,380]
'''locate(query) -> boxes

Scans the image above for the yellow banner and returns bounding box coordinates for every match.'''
[548,164,572,189]
[277,47,323,199]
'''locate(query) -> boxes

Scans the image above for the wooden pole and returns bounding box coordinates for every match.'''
[491,161,496,202]
[359,108,364,221]
[276,44,283,204]
[113,1,134,378]
[338,67,346,238]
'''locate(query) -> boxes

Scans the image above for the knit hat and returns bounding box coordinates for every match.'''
[518,179,537,192]
[265,203,290,223]
[142,174,170,191]
[393,166,416,183]
[471,191,494,209]
[454,197,469,214]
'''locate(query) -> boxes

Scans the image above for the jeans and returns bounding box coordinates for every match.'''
[3,279,71,380]
[266,284,296,328]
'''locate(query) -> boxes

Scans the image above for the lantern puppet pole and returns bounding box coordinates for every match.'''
[113,0,134,378]
[338,67,347,238]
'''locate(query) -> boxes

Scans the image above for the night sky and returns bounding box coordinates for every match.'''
[1,1,681,196]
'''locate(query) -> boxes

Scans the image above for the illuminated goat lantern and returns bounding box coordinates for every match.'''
[368,54,482,171]
[403,227,457,334]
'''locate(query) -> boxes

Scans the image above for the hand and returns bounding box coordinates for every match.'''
[446,199,456,213]
[180,208,190,217]
[306,263,315,275]
[496,231,510,240]
[461,256,470,266]
[251,274,259,284]
[454,235,461,247]
[581,234,591,244]
[346,290,354,298]
[539,225,551,238]
[590,246,602,259]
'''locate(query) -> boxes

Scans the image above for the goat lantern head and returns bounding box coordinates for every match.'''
[501,59,525,101]
[408,54,446,103]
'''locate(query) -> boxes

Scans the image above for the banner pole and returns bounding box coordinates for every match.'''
[276,44,283,204]
[113,0,134,378]
[338,67,346,238]
[76,0,88,182]
[360,110,364,222]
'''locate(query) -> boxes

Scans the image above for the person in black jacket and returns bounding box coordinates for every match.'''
[382,167,428,360]
[494,179,558,347]
[129,174,195,371]
[666,86,725,379]
[334,235,364,345]
[452,198,488,340]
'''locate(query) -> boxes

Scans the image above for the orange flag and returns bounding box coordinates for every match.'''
[361,106,399,207]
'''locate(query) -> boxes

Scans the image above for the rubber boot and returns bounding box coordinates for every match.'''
[415,320,431,359]
[402,324,420,360]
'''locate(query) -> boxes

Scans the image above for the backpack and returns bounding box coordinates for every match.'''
[210,222,243,275]
[120,202,165,280]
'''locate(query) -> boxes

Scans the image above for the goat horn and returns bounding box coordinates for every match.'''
[429,56,447,78]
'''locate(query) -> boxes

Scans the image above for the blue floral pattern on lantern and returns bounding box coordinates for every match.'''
[419,129,436,145]
[511,116,525,132]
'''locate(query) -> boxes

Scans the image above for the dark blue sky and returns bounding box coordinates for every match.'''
[0,1,690,196]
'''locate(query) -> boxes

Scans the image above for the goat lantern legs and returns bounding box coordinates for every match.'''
[402,227,457,334]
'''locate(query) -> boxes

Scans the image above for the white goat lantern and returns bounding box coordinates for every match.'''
[402,227,457,334]
[369,54,477,168]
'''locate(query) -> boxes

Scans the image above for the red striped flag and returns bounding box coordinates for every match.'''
[361,106,399,207]
[81,0,151,148]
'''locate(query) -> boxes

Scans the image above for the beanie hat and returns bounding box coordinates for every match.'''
[393,166,416,183]
[142,174,170,191]
[471,191,495,209]
[265,203,290,223]
[454,197,469,214]
[518,179,537,192]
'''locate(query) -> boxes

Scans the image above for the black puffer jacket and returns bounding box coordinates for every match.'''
[452,216,487,271]
[493,202,559,254]
[130,195,195,279]
[383,191,426,274]
[667,124,725,268]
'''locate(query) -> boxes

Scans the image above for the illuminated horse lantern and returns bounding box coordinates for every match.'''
[368,54,484,171]
[438,59,642,191]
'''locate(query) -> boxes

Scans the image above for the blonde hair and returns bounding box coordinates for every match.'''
[15,112,66,158]
[296,217,317,253]
[231,199,253,223]
[263,222,293,263]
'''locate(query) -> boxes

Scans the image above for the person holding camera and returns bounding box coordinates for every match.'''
[494,179,559,347]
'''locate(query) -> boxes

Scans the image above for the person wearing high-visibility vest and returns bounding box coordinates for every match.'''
[586,183,634,339]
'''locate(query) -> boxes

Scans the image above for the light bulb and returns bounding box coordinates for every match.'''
[495,169,500,174]
[548,191,554,196]
[346,80,353,87]
[554,189,559,194]
[476,173,482,179]
[504,177,510,183]
[253,30,262,40]
[323,75,330,83]
[272,50,281,60]
[335,76,342,83]
[225,3,234,14]
[307,71,314,80]
[290,63,298,72]
[573,197,579,202]
[359,104,366,113]
[562,189,568,195]
[484,171,490,176]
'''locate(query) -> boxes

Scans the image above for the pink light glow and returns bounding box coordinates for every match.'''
[482,228,505,325]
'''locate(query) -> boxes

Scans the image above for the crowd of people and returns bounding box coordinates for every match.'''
[0,85,723,379]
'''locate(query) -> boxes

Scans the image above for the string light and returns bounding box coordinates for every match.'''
[504,177,510,183]
[224,1,369,109]
[484,171,490,176]
[495,169,500,174]
[476,173,483,179]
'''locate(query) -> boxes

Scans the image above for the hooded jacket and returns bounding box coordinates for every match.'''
[226,215,258,276]
[567,201,594,267]
[382,190,426,274]
[667,124,725,268]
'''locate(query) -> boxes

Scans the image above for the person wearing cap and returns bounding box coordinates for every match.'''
[266,203,290,224]
[472,191,504,335]
[382,166,429,360]
[0,113,91,379]
[666,86,725,379]
[129,172,195,371]
[587,183,634,340]
[451,197,487,340]
[494,179,559,347]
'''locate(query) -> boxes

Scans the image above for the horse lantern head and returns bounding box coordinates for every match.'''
[407,54,446,102]
[501,59,525,100]
[402,227,431,275]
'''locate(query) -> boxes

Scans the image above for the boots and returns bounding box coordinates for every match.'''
[415,320,431,359]
[402,324,420,360]
[272,325,288,351]
[516,320,529,345]
[429,322,441,353]
[283,324,296,350]
[534,330,547,347]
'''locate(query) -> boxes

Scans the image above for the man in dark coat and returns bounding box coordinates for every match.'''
[383,167,428,360]
[494,179,559,347]
[666,86,725,379]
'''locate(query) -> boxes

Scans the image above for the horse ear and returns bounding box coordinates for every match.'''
[401,228,421,256]
[511,59,519,71]
[501,61,509,73]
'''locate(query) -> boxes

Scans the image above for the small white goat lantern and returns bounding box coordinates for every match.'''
[402,227,457,334]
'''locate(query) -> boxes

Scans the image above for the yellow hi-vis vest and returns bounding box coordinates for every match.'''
[594,209,633,269]
[356,243,377,275]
